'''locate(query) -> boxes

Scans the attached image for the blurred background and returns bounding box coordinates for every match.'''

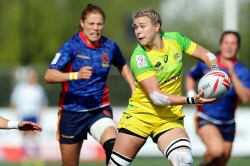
[0,0,250,165]
[0,0,250,107]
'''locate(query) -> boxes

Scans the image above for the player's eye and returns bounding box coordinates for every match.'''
[132,24,138,30]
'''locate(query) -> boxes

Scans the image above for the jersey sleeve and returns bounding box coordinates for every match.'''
[112,43,126,67]
[130,46,155,82]
[49,42,73,71]
[189,62,208,80]
[240,67,250,89]
[162,32,196,55]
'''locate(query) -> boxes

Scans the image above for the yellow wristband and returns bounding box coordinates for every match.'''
[69,72,78,80]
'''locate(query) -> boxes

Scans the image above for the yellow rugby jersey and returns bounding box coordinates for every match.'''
[128,32,196,118]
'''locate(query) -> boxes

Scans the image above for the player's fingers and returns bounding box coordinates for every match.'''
[197,91,204,97]
[80,66,92,71]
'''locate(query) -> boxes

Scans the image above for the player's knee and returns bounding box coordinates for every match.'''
[90,118,116,142]
[169,149,193,166]
[209,147,224,159]
[109,151,133,166]
[103,138,116,165]
[164,138,193,166]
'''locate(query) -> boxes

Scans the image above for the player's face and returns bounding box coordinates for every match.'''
[220,34,239,59]
[81,13,104,45]
[133,16,160,46]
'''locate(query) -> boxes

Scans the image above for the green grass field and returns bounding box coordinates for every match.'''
[1,157,250,166]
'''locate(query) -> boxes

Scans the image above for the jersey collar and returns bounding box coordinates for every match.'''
[217,54,238,69]
[79,31,102,49]
[216,54,238,69]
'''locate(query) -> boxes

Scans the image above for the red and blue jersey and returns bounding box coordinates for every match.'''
[49,32,126,112]
[189,55,250,122]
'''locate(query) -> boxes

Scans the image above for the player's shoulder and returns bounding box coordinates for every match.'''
[161,31,186,40]
[132,44,147,57]
[61,33,81,48]
[101,36,118,48]
[235,60,250,74]
[236,60,249,68]
[190,61,208,72]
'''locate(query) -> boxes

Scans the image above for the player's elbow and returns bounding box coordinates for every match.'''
[44,73,53,83]
[149,91,171,106]
[240,92,250,104]
[241,96,250,104]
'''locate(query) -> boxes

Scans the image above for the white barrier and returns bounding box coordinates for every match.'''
[0,107,249,161]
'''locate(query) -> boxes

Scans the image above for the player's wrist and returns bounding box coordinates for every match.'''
[7,121,19,129]
[69,72,78,80]
[211,64,219,71]
[187,90,196,97]
[186,97,196,104]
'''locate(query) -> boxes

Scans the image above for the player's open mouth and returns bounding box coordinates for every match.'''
[91,33,99,38]
[138,37,144,41]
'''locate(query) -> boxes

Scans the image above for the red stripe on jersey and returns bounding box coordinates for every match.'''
[59,63,72,108]
[197,105,203,112]
[101,85,110,105]
[79,31,102,49]
[217,54,238,69]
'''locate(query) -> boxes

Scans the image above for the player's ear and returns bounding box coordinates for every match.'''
[80,20,84,29]
[155,22,161,32]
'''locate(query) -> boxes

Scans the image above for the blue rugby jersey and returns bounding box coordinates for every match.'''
[49,31,126,112]
[189,55,250,122]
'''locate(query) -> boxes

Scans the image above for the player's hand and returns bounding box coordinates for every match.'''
[78,66,92,79]
[194,91,217,104]
[223,59,234,75]
[18,121,43,132]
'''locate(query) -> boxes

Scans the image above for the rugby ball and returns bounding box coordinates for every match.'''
[198,70,230,99]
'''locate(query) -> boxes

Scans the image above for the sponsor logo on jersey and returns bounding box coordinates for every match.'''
[126,115,132,119]
[61,135,74,139]
[103,109,111,117]
[174,52,182,62]
[154,62,163,71]
[164,54,168,63]
[176,117,184,124]
[136,55,148,68]
[164,74,181,83]
[76,54,90,59]
[102,52,110,67]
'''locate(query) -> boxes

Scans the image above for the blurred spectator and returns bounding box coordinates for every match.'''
[10,66,47,163]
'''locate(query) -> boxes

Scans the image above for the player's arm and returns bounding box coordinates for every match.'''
[117,64,136,92]
[0,116,42,132]
[230,73,250,103]
[191,44,219,71]
[224,60,250,103]
[0,116,10,129]
[139,75,215,106]
[185,74,196,97]
[45,67,92,83]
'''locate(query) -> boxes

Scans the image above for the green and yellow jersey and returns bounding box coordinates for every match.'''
[128,31,196,119]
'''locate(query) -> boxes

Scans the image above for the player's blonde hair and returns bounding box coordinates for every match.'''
[133,8,162,27]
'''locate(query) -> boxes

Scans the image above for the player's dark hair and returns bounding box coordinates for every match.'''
[77,4,105,32]
[220,31,241,48]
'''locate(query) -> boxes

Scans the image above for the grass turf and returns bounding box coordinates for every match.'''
[1,156,250,166]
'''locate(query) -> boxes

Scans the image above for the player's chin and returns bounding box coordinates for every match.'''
[138,39,147,45]
[89,37,101,43]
